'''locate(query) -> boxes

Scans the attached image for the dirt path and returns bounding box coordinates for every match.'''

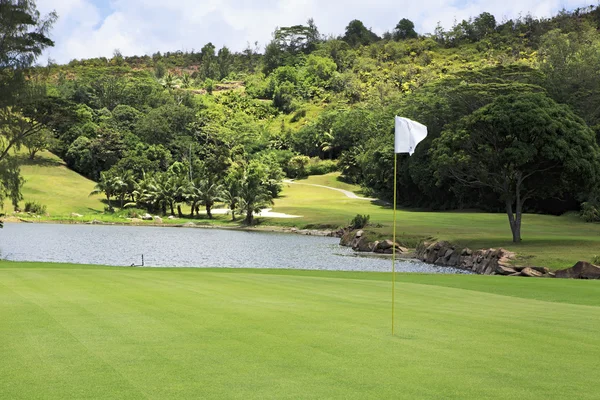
[283,180,375,201]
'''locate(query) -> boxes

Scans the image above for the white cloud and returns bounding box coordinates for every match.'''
[38,0,596,64]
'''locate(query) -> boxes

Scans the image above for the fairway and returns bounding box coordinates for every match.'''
[1,262,599,399]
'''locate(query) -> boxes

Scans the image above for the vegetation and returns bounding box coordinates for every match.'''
[1,261,599,399]
[2,3,600,241]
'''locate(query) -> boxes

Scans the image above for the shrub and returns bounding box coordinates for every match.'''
[288,155,310,179]
[24,201,47,215]
[592,255,600,265]
[307,158,338,175]
[581,201,600,222]
[350,214,370,229]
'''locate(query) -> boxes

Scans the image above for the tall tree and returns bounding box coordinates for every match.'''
[342,20,380,47]
[393,18,418,40]
[431,93,600,242]
[0,0,56,217]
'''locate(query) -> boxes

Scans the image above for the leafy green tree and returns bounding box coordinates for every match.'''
[22,127,51,159]
[431,93,600,242]
[200,42,219,80]
[342,20,380,47]
[394,19,418,40]
[217,46,234,80]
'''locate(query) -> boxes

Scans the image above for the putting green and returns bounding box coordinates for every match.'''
[1,261,598,399]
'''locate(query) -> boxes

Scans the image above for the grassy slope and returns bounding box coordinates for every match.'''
[271,174,600,269]
[1,261,599,399]
[3,151,104,215]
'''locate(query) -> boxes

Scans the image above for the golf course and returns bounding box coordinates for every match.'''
[1,261,599,399]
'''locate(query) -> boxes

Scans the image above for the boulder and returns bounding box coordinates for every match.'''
[153,216,163,223]
[531,266,550,275]
[555,261,600,279]
[377,240,394,250]
[130,218,142,223]
[496,265,518,275]
[352,236,373,252]
[168,215,176,220]
[521,267,543,277]
[141,213,153,220]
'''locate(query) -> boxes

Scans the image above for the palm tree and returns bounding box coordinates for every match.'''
[185,180,203,218]
[89,171,117,211]
[181,73,192,89]
[221,183,240,221]
[238,178,273,225]
[161,72,176,90]
[197,179,224,219]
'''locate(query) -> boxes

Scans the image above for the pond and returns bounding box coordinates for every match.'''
[0,223,468,273]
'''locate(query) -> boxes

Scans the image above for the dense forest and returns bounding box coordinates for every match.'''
[3,1,600,235]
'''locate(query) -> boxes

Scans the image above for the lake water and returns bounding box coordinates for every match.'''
[0,223,468,273]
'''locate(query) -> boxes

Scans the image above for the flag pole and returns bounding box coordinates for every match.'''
[392,152,397,336]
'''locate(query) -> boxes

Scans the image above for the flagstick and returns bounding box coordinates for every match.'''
[392,152,397,336]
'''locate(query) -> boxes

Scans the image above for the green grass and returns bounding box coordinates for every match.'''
[1,261,599,399]
[3,151,104,215]
[271,173,600,269]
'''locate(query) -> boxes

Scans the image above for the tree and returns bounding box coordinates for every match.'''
[22,127,51,159]
[89,171,118,211]
[394,18,418,40]
[431,93,600,242]
[342,20,380,47]
[238,161,274,225]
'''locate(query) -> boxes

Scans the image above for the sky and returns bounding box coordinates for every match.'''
[37,0,594,64]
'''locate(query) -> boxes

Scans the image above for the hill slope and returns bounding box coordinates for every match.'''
[3,151,104,216]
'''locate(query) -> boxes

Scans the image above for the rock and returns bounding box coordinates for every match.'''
[555,261,600,279]
[153,216,163,223]
[531,266,550,275]
[461,248,473,256]
[352,236,373,252]
[377,240,394,250]
[355,230,364,238]
[70,213,83,217]
[90,219,101,225]
[141,213,153,221]
[183,222,196,227]
[130,218,142,223]
[508,272,523,277]
[168,215,176,220]
[496,265,518,275]
[521,267,543,277]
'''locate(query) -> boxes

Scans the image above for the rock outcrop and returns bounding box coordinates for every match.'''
[340,229,410,256]
[555,261,600,279]
[414,241,532,276]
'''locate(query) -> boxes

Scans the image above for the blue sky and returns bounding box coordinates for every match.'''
[37,0,594,64]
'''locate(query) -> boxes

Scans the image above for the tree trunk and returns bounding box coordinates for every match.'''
[245,210,253,225]
[170,202,175,216]
[162,204,167,215]
[29,150,37,160]
[190,202,196,217]
[206,204,212,219]
[505,199,522,243]
[177,205,183,218]
[106,194,112,211]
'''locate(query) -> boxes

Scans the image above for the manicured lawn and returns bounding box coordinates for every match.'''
[0,261,598,399]
[272,173,600,269]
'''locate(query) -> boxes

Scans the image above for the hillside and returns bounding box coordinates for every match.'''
[2,152,104,216]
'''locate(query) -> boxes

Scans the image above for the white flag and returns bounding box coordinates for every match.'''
[394,116,428,155]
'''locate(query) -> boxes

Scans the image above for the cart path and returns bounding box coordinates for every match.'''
[283,180,376,201]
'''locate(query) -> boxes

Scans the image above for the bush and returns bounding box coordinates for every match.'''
[350,214,370,229]
[287,155,310,179]
[307,158,338,175]
[581,201,600,222]
[592,255,600,265]
[24,201,47,215]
